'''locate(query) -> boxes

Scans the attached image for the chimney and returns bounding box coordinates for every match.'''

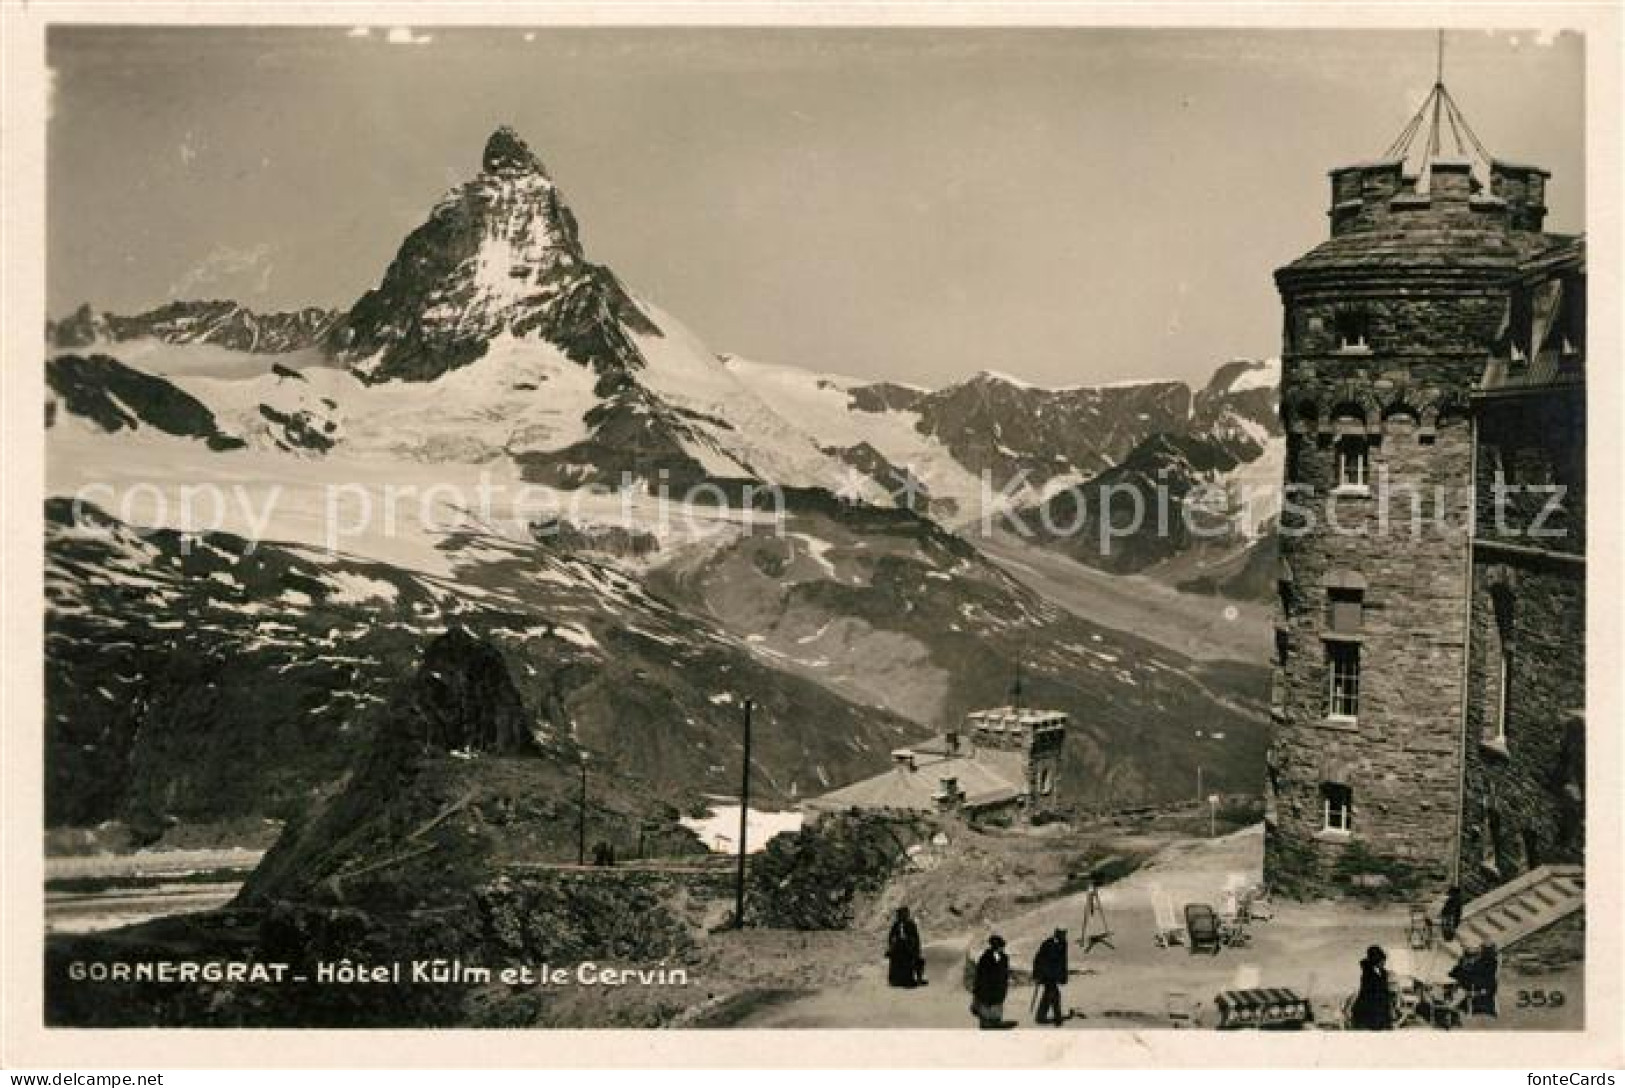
[945,731,960,755]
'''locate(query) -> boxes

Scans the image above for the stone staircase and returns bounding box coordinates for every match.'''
[1446,864,1584,954]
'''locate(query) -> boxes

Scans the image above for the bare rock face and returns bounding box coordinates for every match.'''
[481,124,545,173]
[394,627,541,756]
[331,126,659,385]
[46,353,246,450]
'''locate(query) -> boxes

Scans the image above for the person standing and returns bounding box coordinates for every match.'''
[1031,927,1070,1026]
[886,907,925,988]
[1350,945,1394,1030]
[1439,885,1464,943]
[971,935,1011,1029]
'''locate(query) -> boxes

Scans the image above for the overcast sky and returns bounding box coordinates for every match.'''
[48,26,1584,388]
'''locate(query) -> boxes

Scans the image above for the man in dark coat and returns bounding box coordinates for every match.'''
[1031,927,1070,1025]
[1439,885,1464,942]
[1350,945,1394,1030]
[971,935,1011,1029]
[886,907,925,988]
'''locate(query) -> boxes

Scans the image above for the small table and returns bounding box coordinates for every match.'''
[1214,988,1312,1030]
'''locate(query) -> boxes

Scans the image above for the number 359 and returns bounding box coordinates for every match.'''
[1516,989,1567,1008]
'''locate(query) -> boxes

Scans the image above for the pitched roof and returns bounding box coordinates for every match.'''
[804,739,1028,815]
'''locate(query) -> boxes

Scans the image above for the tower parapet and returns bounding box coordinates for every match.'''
[1327,158,1526,238]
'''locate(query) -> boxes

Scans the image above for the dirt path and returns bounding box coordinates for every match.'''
[735,826,1583,1031]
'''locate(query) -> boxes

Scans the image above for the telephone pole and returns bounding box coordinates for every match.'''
[577,752,589,866]
[733,698,754,929]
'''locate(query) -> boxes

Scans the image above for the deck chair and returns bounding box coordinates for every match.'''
[1392,975,1427,1028]
[1152,886,1185,948]
[1239,882,1274,922]
[1219,915,1252,948]
[1406,905,1434,950]
[1184,903,1222,955]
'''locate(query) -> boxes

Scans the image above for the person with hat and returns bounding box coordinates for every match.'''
[971,934,1011,1029]
[1031,927,1071,1026]
[886,906,925,988]
[1350,944,1394,1030]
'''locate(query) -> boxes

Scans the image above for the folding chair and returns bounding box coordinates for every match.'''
[1152,886,1185,948]
[1407,905,1434,950]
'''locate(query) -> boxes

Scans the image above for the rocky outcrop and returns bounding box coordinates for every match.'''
[46,353,245,450]
[393,627,544,756]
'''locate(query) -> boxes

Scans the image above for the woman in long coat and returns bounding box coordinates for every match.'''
[1350,945,1394,1030]
[971,934,1011,1029]
[886,907,924,988]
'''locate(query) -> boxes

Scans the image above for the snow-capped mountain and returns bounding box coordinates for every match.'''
[49,300,340,355]
[48,127,1281,521]
[43,124,1279,841]
[332,127,651,384]
[1015,358,1284,577]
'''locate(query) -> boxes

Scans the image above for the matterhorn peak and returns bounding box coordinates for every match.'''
[332,123,661,385]
[482,125,546,175]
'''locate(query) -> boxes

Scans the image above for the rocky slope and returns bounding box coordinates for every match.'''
[44,497,927,830]
[1013,358,1283,579]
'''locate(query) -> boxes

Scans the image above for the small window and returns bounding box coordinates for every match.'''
[1328,588,1364,635]
[1336,437,1370,489]
[1327,642,1360,720]
[1335,310,1371,352]
[1322,783,1354,833]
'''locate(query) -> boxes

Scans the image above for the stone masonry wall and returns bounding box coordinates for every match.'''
[1268,283,1510,898]
[1460,553,1585,899]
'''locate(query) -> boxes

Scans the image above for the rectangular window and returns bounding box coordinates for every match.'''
[1322,783,1354,834]
[1327,642,1360,720]
[1336,438,1370,489]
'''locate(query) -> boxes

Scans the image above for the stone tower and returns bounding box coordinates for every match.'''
[1263,81,1574,897]
[965,707,1067,813]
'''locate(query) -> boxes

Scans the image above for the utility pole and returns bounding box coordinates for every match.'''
[577,752,589,866]
[734,698,753,929]
[1196,764,1203,807]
